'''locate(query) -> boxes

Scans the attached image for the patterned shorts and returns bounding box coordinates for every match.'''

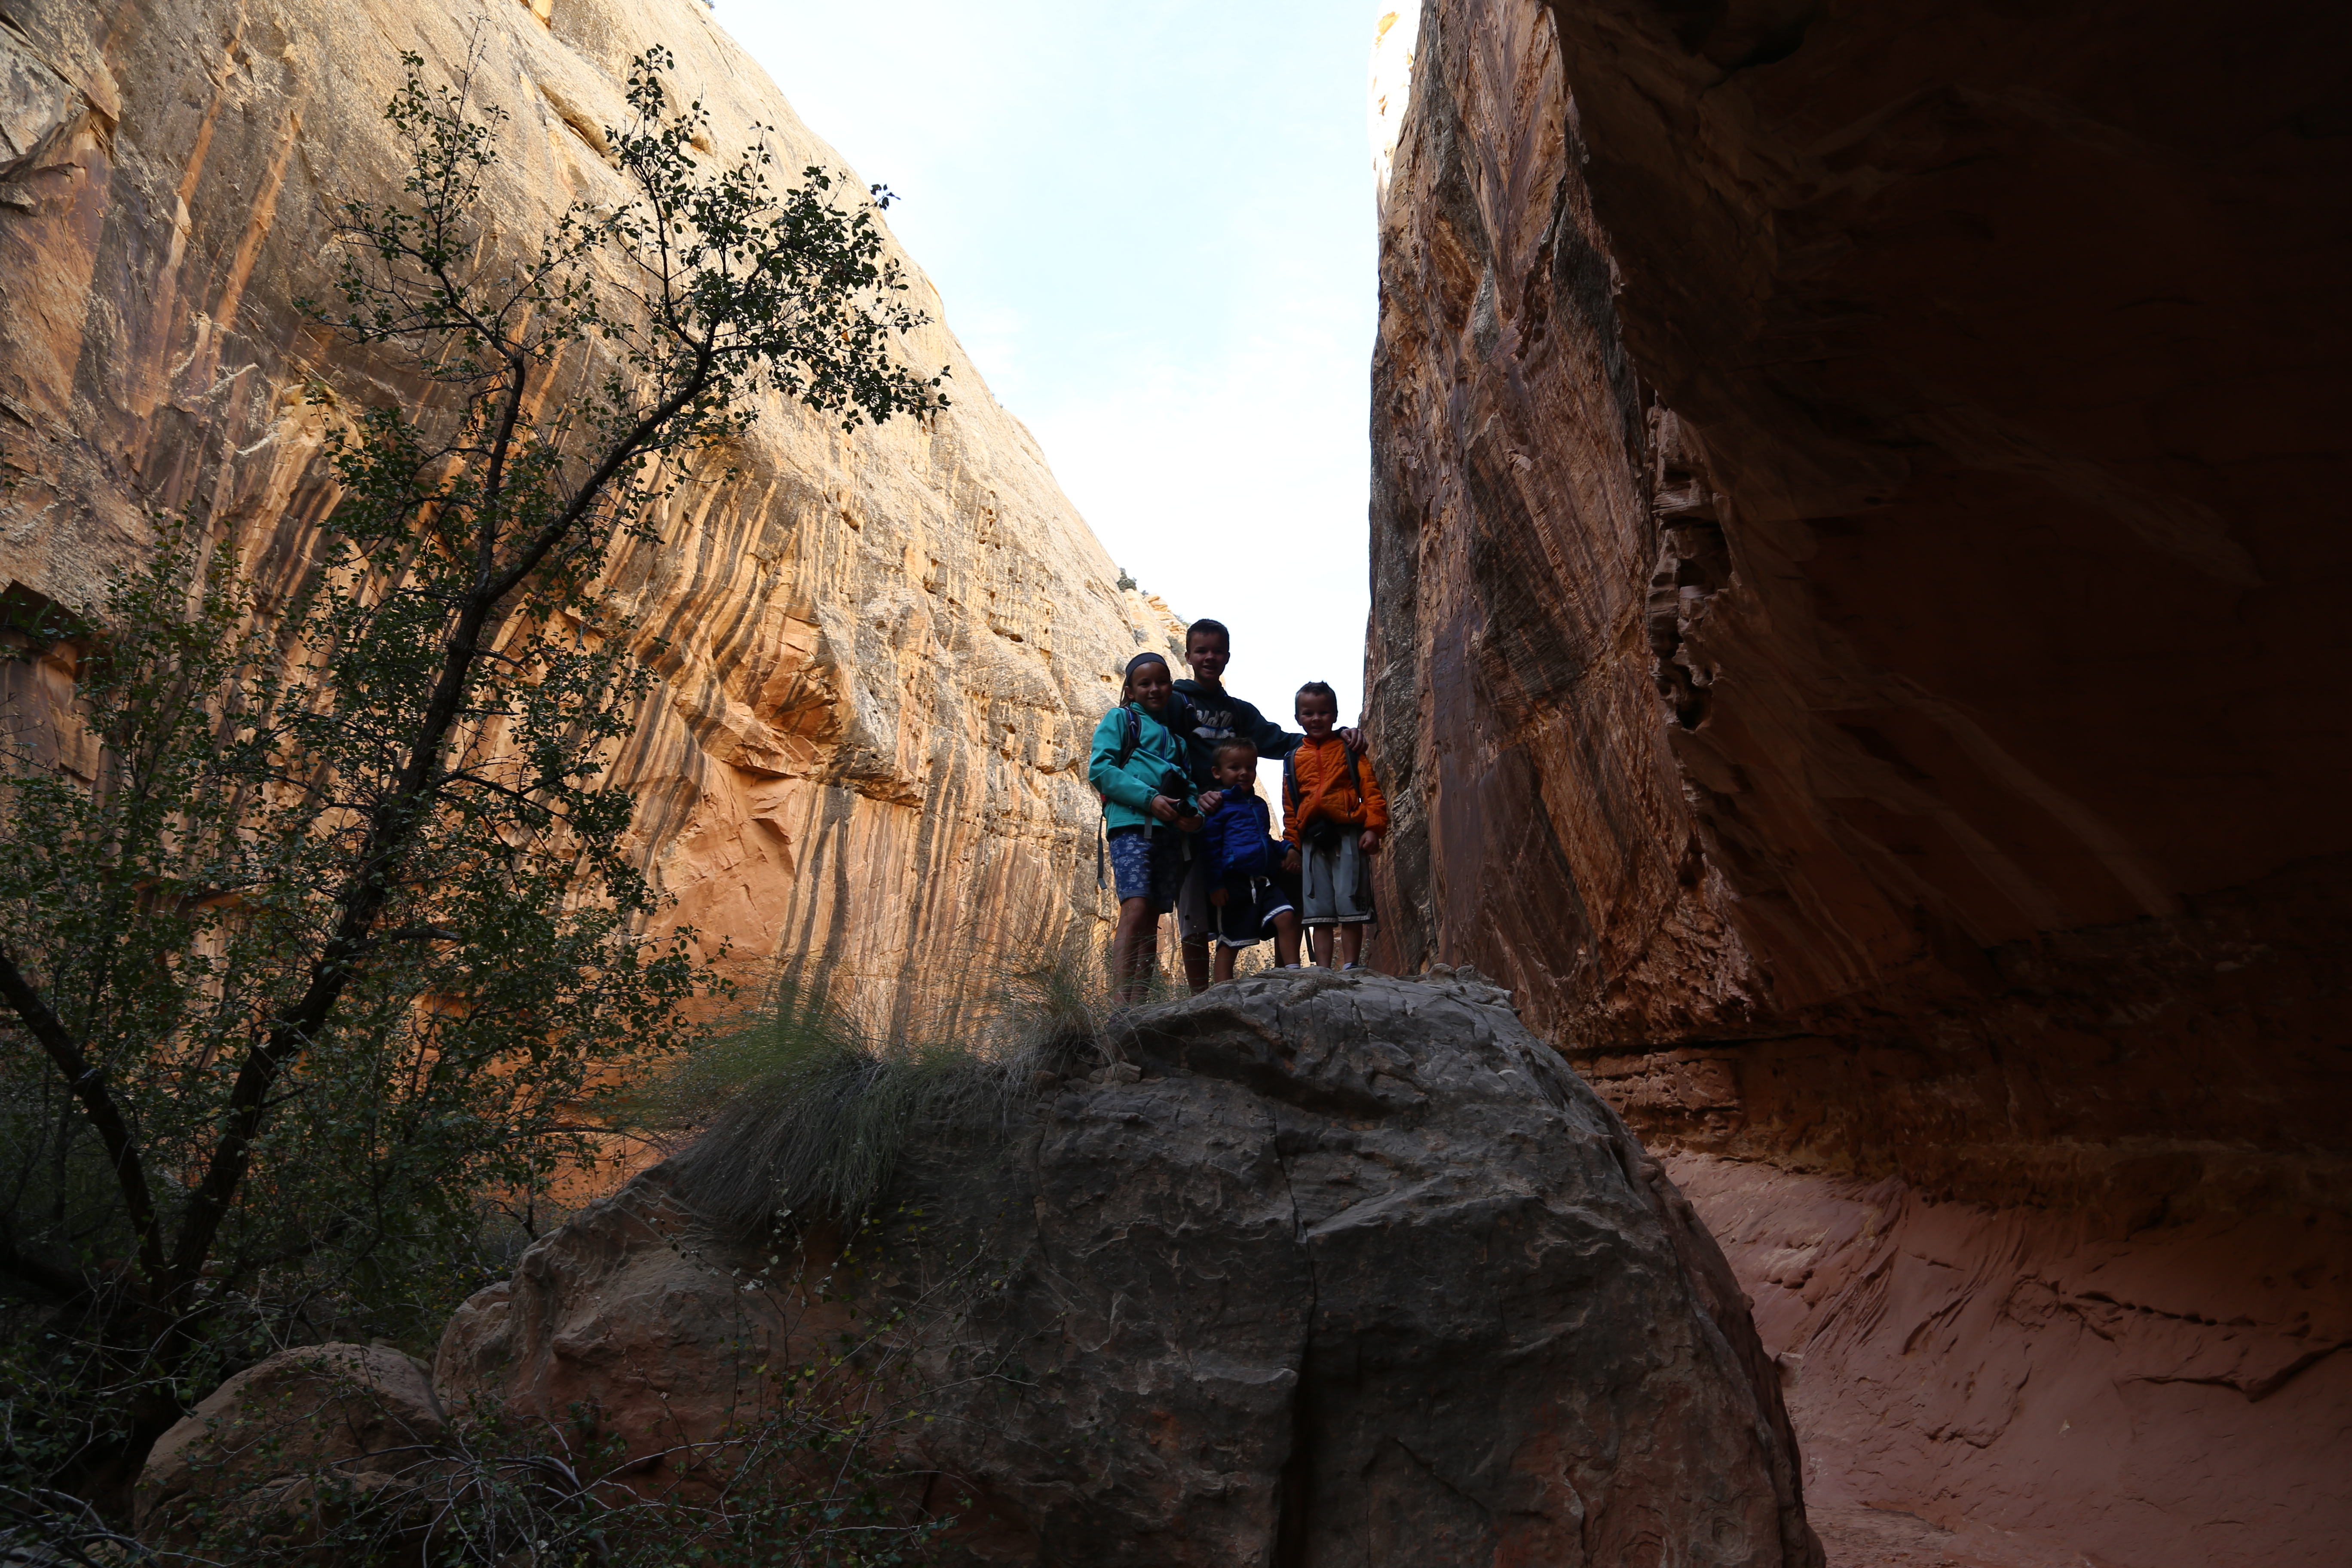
[1107,826,1188,911]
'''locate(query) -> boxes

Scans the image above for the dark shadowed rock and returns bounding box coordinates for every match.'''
[1366,3,2349,1557]
[438,968,1822,1565]
[135,1342,445,1545]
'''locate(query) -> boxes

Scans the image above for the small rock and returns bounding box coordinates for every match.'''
[137,1342,444,1544]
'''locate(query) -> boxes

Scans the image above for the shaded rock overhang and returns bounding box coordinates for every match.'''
[1366,0,2350,1216]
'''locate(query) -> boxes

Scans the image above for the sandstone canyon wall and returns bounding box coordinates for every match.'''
[1367,0,2349,1562]
[0,0,1176,1029]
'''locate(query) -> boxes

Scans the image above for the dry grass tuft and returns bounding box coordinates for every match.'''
[648,936,1192,1234]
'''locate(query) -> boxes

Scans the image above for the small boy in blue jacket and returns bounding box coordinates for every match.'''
[1200,740,1302,980]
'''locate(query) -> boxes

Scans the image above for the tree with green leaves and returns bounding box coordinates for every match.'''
[0,41,945,1509]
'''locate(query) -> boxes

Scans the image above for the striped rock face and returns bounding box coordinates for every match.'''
[0,0,1181,1022]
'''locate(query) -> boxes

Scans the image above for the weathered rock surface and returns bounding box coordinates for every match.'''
[1675,1154,2351,1568]
[440,969,1825,1565]
[433,1160,848,1491]
[0,0,1178,1020]
[135,1341,445,1540]
[1367,0,2349,1559]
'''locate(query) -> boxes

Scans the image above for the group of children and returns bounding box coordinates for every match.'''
[1088,619,1388,998]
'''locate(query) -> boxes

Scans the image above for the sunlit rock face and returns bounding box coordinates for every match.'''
[0,0,1178,1018]
[1366,7,1419,204]
[1369,0,2350,1561]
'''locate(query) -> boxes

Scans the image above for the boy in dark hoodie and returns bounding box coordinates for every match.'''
[1172,619,1360,990]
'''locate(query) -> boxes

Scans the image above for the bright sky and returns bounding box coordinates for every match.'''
[712,1,1384,736]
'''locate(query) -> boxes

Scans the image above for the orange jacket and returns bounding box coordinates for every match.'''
[1282,736,1389,845]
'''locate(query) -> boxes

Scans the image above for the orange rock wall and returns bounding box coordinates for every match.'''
[0,0,1175,1024]
[1367,0,2351,1558]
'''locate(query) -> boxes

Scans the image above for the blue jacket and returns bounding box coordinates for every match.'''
[1087,702,1198,834]
[1170,679,1304,788]
[1202,789,1287,884]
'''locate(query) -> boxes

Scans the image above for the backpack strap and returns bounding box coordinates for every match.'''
[1113,704,1142,772]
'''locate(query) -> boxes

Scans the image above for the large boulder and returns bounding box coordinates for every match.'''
[439,968,1822,1565]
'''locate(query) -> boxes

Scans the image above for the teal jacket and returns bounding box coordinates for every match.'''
[1088,702,1198,834]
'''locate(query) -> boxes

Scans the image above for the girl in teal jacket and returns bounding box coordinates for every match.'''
[1090,652,1200,998]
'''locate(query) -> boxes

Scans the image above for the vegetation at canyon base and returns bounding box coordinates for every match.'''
[127,950,1155,1568]
[0,39,947,1547]
[139,1263,976,1568]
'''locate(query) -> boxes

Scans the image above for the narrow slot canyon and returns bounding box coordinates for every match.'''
[1365,1,2349,1561]
[0,0,2342,1561]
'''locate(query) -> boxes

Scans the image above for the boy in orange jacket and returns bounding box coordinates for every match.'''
[1281,681,1388,969]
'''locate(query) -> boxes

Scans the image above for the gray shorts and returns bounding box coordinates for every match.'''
[1300,833,1374,925]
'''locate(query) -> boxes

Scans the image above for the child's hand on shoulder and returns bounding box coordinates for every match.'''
[1209,886,1228,906]
[1359,829,1382,853]
[1198,789,1225,814]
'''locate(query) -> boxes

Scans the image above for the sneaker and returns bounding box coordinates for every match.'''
[1341,962,1365,972]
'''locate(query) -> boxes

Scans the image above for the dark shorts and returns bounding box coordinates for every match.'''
[1108,826,1187,911]
[1175,851,1214,941]
[1212,876,1297,948]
